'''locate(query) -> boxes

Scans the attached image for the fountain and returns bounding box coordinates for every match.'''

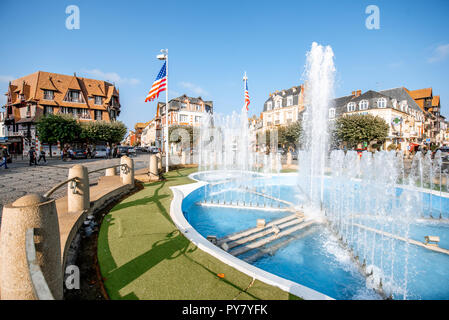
[184,42,449,300]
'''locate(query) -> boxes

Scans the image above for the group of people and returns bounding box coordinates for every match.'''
[28,147,47,166]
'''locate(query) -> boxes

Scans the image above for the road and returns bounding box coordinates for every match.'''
[0,153,151,220]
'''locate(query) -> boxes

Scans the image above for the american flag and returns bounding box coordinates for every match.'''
[244,79,250,111]
[145,62,167,102]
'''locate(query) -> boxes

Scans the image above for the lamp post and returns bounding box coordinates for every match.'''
[157,49,169,173]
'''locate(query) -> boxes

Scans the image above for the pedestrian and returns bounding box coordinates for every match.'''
[0,146,9,169]
[28,147,37,166]
[106,144,111,159]
[38,147,47,164]
[87,146,92,158]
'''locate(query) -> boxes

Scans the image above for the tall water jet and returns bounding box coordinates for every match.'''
[298,42,336,209]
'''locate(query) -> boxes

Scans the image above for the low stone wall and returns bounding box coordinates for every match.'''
[0,156,137,300]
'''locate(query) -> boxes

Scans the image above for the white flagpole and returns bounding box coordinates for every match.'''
[165,50,169,173]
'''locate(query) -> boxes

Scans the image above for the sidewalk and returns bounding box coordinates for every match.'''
[97,167,299,300]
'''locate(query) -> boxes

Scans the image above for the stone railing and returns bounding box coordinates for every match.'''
[0,155,136,300]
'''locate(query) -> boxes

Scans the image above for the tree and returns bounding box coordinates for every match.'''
[278,121,302,151]
[332,114,389,149]
[81,121,127,146]
[36,114,82,156]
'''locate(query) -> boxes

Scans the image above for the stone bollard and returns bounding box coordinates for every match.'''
[287,152,292,166]
[105,167,116,176]
[67,164,90,213]
[120,156,134,187]
[149,154,158,180]
[0,194,63,300]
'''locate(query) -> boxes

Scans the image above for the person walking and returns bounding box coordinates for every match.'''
[28,147,37,166]
[0,146,9,169]
[106,144,111,159]
[38,147,47,164]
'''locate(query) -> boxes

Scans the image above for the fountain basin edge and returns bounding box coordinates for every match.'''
[169,179,334,300]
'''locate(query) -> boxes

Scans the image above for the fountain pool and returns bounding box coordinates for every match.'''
[181,172,449,300]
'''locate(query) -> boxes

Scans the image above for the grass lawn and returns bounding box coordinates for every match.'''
[97,167,300,300]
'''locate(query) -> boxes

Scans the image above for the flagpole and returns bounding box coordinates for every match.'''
[165,49,169,173]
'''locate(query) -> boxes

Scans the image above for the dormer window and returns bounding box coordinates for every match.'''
[400,101,407,112]
[65,90,82,103]
[275,99,282,109]
[267,101,272,111]
[329,108,336,119]
[359,100,369,110]
[181,103,187,109]
[43,90,54,100]
[377,98,387,108]
[94,96,103,105]
[347,102,356,112]
[287,95,293,107]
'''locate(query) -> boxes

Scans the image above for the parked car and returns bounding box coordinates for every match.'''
[149,146,160,154]
[72,149,88,159]
[127,147,137,157]
[116,146,129,158]
[437,146,449,158]
[94,146,108,158]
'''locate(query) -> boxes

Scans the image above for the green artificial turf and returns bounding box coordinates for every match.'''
[97,167,300,300]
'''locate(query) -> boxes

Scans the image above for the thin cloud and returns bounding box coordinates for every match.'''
[81,69,140,85]
[427,44,449,63]
[179,81,208,96]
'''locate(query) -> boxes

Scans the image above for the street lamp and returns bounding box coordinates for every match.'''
[157,49,169,173]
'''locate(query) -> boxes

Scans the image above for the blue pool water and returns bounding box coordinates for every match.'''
[182,173,449,300]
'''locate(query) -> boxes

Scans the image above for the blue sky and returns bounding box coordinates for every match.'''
[0,0,448,130]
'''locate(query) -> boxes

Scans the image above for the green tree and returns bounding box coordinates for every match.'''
[332,114,389,149]
[36,114,82,156]
[81,120,127,146]
[278,121,302,151]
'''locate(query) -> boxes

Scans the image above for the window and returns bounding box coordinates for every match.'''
[94,96,102,105]
[181,103,187,109]
[43,90,54,100]
[347,102,356,112]
[195,116,201,123]
[329,108,335,119]
[359,100,369,110]
[197,104,201,111]
[377,98,387,108]
[287,95,293,106]
[65,90,81,103]
[180,114,188,122]
[44,106,54,115]
[303,112,309,121]
[95,110,102,120]
[275,99,282,109]
[267,101,272,111]
[400,101,407,112]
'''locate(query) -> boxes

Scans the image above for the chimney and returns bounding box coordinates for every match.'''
[351,91,356,96]
[356,90,361,97]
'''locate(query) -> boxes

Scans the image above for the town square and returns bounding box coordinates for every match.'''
[0,0,448,311]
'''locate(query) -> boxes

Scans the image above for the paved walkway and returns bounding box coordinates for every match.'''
[97,167,299,300]
[0,153,150,222]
